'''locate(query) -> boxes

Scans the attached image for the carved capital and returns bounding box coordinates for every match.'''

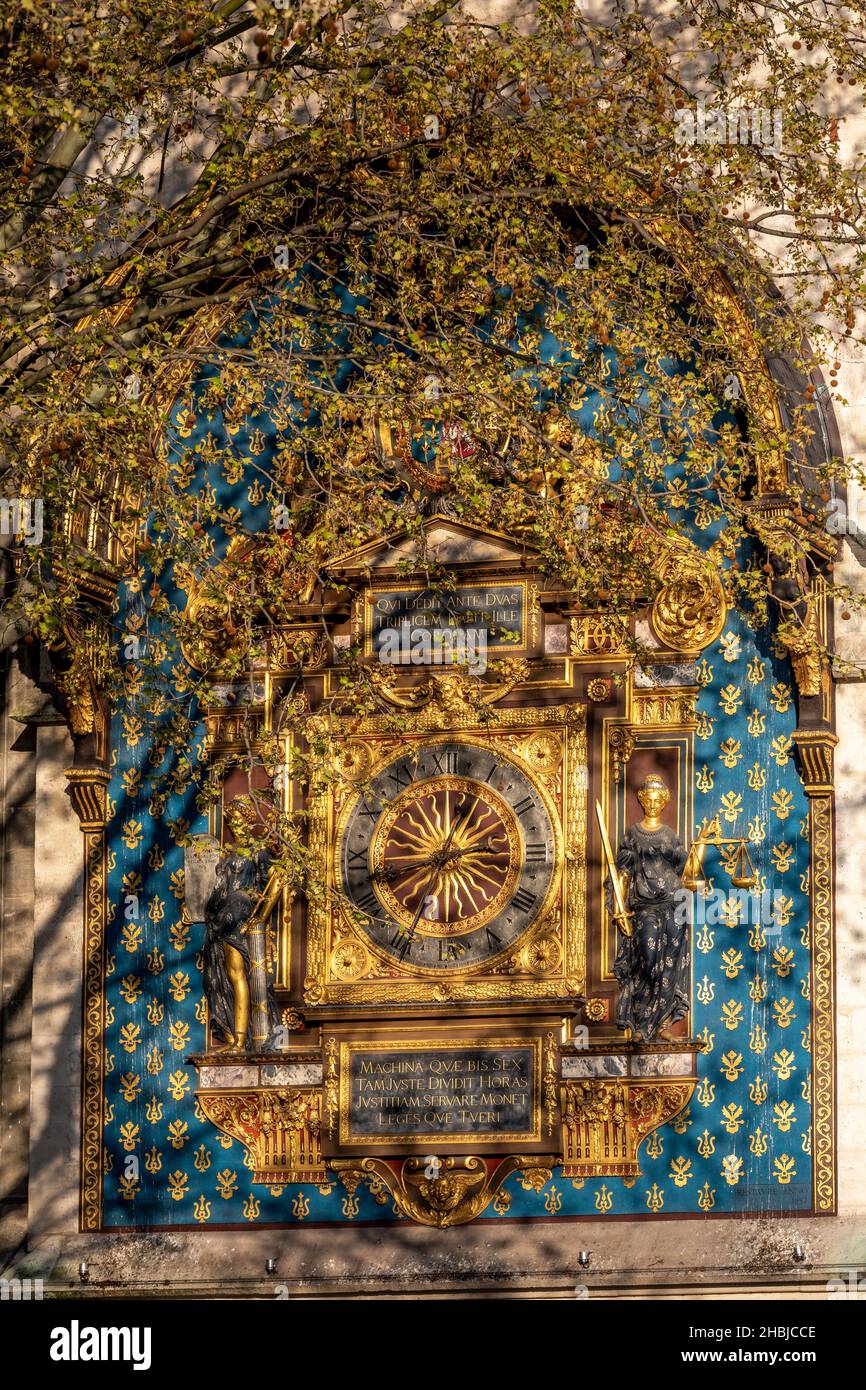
[792,730,837,796]
[65,767,111,830]
[631,688,698,728]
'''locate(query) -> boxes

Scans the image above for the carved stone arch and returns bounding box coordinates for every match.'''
[60,204,825,568]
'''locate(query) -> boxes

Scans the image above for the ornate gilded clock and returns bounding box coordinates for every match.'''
[304,708,587,1007]
[341,742,557,971]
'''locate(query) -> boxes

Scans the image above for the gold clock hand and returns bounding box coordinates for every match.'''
[400,792,470,945]
[374,827,501,887]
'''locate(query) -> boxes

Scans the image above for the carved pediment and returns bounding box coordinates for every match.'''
[329,515,537,577]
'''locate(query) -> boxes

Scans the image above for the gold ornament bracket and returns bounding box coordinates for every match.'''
[195,1083,327,1187]
[330,1154,558,1228]
[560,1043,702,1179]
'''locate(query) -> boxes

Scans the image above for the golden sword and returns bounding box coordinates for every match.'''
[595,800,633,938]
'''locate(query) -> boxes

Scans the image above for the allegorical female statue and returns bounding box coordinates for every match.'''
[604,774,690,1042]
[202,798,282,1054]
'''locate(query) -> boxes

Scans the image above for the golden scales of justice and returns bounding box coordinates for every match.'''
[681,813,758,892]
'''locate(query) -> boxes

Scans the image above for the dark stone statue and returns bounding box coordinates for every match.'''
[606,775,690,1042]
[202,800,281,1054]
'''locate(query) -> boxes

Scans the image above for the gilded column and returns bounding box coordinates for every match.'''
[792,730,837,1214]
[66,767,111,1232]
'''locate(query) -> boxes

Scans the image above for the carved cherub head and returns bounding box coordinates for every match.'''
[636,773,670,820]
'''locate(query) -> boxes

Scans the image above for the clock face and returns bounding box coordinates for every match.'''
[339,741,557,971]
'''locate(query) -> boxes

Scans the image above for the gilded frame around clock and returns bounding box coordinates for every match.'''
[303,702,587,1006]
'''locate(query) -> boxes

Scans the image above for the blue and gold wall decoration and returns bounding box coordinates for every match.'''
[87,301,835,1230]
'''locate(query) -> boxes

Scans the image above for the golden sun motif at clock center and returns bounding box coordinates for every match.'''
[371,776,522,938]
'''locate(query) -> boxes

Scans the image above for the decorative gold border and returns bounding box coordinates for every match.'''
[810,788,836,1212]
[66,768,110,1233]
[793,731,838,1215]
[337,1036,543,1147]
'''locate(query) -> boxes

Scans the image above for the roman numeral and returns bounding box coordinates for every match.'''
[346,847,368,870]
[358,800,379,820]
[387,763,414,790]
[512,888,537,914]
[355,890,379,916]
[439,939,466,962]
[513,795,534,816]
[485,928,501,950]
[524,843,548,863]
[429,748,459,775]
[390,929,413,959]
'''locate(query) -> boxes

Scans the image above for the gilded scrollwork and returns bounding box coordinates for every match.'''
[650,541,727,652]
[777,601,822,699]
[367,659,530,718]
[268,627,331,673]
[197,1087,326,1184]
[543,1031,559,1137]
[324,1036,339,1142]
[609,724,636,785]
[53,618,112,760]
[560,1079,694,1179]
[330,1154,557,1229]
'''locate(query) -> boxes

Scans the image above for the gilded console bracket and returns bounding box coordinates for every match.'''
[560,1077,695,1179]
[196,1088,328,1188]
[330,1154,559,1228]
